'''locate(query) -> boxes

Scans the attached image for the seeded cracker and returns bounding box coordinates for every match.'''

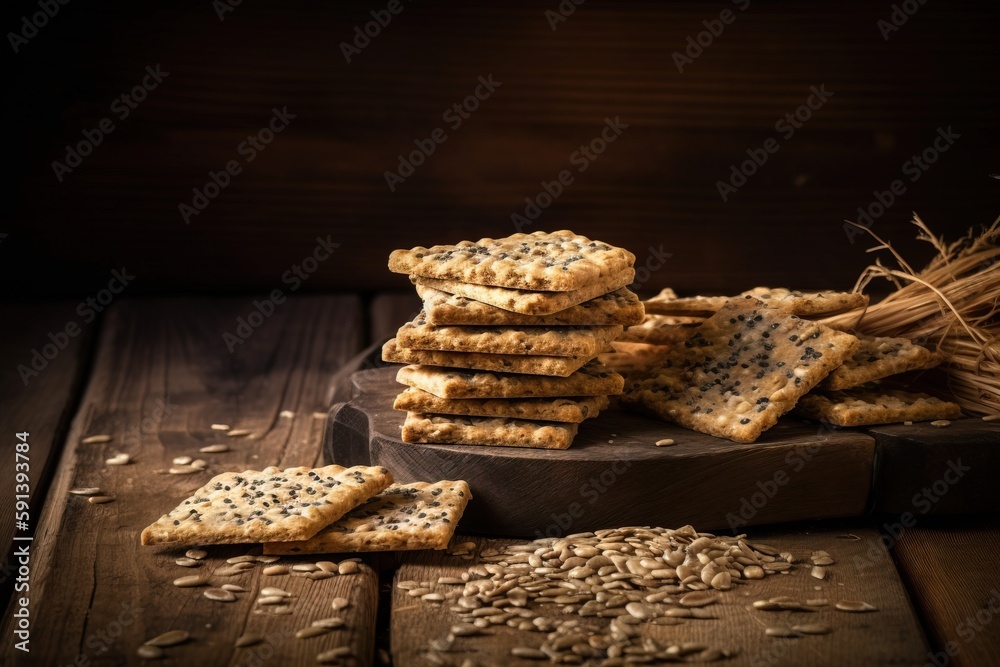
[412,270,635,316]
[397,311,622,357]
[396,362,624,399]
[401,413,578,448]
[417,284,645,327]
[393,387,608,422]
[622,297,859,443]
[796,388,961,426]
[617,314,701,346]
[389,230,635,292]
[599,341,673,376]
[383,338,592,377]
[644,287,868,318]
[264,481,471,555]
[821,335,944,390]
[140,465,394,546]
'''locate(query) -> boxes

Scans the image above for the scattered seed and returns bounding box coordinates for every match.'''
[191,459,208,469]
[338,561,359,575]
[625,602,652,620]
[173,575,207,588]
[280,410,295,418]
[172,456,193,465]
[137,645,164,659]
[144,630,190,647]
[811,566,827,580]
[836,600,877,612]
[169,466,200,475]
[235,634,263,648]
[261,587,291,597]
[264,565,289,576]
[765,626,800,638]
[88,496,115,504]
[295,626,330,639]
[256,555,280,563]
[186,549,207,560]
[655,438,676,447]
[204,588,237,602]
[931,420,951,427]
[312,617,345,629]
[211,424,231,431]
[222,584,248,592]
[679,591,716,607]
[175,558,201,568]
[450,624,479,637]
[316,561,338,573]
[743,565,764,580]
[81,434,112,444]
[511,647,547,659]
[331,597,350,611]
[258,596,286,605]
[792,623,833,635]
[982,415,1000,422]
[904,420,914,425]
[227,429,252,438]
[292,563,320,573]
[317,647,353,663]
[216,563,254,576]
[106,453,131,466]
[70,487,103,496]
[805,598,828,607]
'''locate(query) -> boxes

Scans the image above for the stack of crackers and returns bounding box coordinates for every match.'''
[620,288,961,442]
[383,230,641,449]
[141,464,472,554]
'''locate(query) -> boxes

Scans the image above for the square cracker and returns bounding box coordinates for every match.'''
[417,284,645,327]
[413,269,635,316]
[617,314,701,346]
[389,230,635,292]
[401,412,578,449]
[396,362,624,399]
[383,338,591,377]
[140,465,394,546]
[393,387,608,422]
[821,335,943,390]
[264,481,471,555]
[644,287,868,318]
[396,311,622,358]
[796,388,961,426]
[599,341,673,376]
[622,297,859,443]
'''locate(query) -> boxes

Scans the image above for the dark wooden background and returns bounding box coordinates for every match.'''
[5,0,999,297]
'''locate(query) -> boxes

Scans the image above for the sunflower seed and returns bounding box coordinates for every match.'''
[227,429,253,437]
[88,496,115,504]
[204,588,237,602]
[106,453,131,466]
[317,647,354,663]
[765,626,800,638]
[805,598,828,607]
[137,645,164,659]
[422,593,445,602]
[175,558,201,568]
[982,415,1000,422]
[255,555,279,563]
[145,630,190,647]
[228,555,257,564]
[173,575,207,588]
[316,561,338,573]
[222,584,248,592]
[295,626,330,639]
[792,623,832,635]
[258,596,286,605]
[511,647,547,659]
[743,565,764,579]
[235,634,263,648]
[259,587,290,597]
[216,563,254,576]
[450,624,479,637]
[339,561,359,575]
[331,597,350,611]
[169,466,201,475]
[81,434,112,444]
[836,600,877,612]
[191,459,208,469]
[264,565,289,576]
[931,420,951,427]
[200,444,230,453]
[172,456,193,465]
[309,571,337,581]
[679,591,715,607]
[312,617,345,629]
[185,549,207,560]
[292,563,320,573]
[811,566,826,580]
[69,487,103,496]
[655,438,676,447]
[211,423,231,431]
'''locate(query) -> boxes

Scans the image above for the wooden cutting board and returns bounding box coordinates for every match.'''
[326,367,876,537]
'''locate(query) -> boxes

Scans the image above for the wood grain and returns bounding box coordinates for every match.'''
[0,296,369,666]
[6,1,998,296]
[0,302,93,606]
[369,292,421,346]
[391,526,929,666]
[890,517,1000,667]
[328,367,875,537]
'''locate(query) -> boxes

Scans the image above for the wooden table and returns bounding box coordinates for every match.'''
[2,295,998,666]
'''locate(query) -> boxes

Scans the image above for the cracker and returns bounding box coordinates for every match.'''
[418,284,645,327]
[383,338,590,377]
[644,287,868,318]
[396,362,624,399]
[396,311,622,358]
[617,314,701,346]
[622,297,859,443]
[599,341,673,375]
[264,481,471,555]
[393,387,608,422]
[140,465,394,546]
[413,269,635,316]
[796,388,961,426]
[389,230,635,292]
[822,335,943,390]
[401,412,578,449]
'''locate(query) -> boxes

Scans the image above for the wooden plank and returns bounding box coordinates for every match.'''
[868,419,1000,514]
[328,368,875,537]
[391,526,929,666]
[0,302,93,604]
[890,517,1000,667]
[0,296,377,666]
